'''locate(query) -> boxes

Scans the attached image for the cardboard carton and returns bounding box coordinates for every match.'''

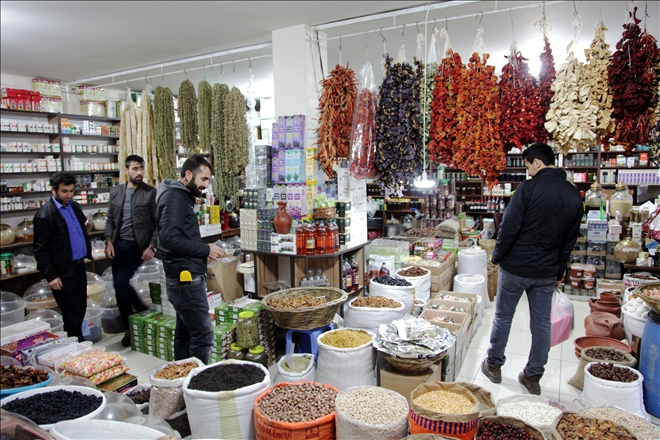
[207,257,244,302]
[379,361,444,406]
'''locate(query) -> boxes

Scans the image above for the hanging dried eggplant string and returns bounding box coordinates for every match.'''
[153,86,177,180]
[138,85,155,185]
[419,28,439,160]
[198,79,212,152]
[428,29,463,167]
[607,6,660,153]
[498,39,543,152]
[374,52,423,197]
[211,83,229,200]
[178,79,198,156]
[119,89,139,183]
[534,13,556,143]
[583,17,615,150]
[222,86,250,204]
[314,64,357,178]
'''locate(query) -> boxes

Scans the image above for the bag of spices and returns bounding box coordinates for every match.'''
[568,346,636,391]
[369,278,416,316]
[315,329,377,391]
[148,357,204,419]
[396,266,432,306]
[344,296,406,334]
[580,362,648,420]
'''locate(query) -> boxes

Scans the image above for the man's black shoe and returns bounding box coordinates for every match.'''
[481,358,502,383]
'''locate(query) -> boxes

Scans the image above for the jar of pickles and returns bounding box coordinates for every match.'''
[228,343,246,360]
[245,345,268,368]
[236,311,259,349]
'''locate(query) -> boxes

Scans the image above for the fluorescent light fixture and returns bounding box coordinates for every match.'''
[414,171,435,188]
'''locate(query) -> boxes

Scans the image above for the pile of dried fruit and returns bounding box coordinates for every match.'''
[351,296,402,308]
[608,7,660,153]
[155,361,199,380]
[1,365,49,389]
[374,55,423,195]
[257,383,337,423]
[583,347,629,362]
[268,295,327,309]
[587,362,638,382]
[397,266,429,277]
[315,64,357,177]
[399,227,437,237]
[556,413,635,439]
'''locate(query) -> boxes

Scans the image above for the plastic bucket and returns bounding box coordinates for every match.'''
[51,419,164,439]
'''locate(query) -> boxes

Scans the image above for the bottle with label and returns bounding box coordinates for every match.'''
[350,254,359,293]
[305,220,316,256]
[343,258,353,292]
[316,220,327,254]
[378,262,390,277]
[295,221,305,255]
[325,219,334,255]
[332,220,340,253]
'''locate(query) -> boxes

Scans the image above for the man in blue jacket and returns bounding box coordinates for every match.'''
[481,142,583,395]
[156,154,224,364]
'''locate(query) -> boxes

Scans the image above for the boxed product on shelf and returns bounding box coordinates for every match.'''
[214,296,260,325]
[1,331,61,365]
[1,320,50,346]
[128,310,162,353]
[206,257,244,302]
[209,323,235,364]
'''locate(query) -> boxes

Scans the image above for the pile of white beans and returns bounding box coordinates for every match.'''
[496,400,563,430]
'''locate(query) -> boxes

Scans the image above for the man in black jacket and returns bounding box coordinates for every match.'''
[481,142,583,395]
[156,154,223,364]
[104,155,158,346]
[34,172,92,342]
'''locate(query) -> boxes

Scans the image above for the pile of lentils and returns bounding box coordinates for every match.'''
[580,407,660,440]
[1,389,103,425]
[584,348,629,362]
[588,363,638,382]
[257,383,337,423]
[188,363,265,392]
[1,365,49,389]
[476,420,539,440]
[336,387,407,425]
[496,400,563,430]
[413,389,474,414]
[351,296,402,308]
[371,276,411,287]
[556,414,636,440]
[127,387,151,404]
[397,266,428,277]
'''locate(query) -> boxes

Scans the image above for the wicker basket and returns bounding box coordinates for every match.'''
[633,282,660,314]
[487,262,499,302]
[313,207,336,220]
[381,351,447,374]
[261,287,348,330]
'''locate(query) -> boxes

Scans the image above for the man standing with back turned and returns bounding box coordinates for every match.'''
[481,142,583,395]
[104,155,158,347]
[156,154,223,364]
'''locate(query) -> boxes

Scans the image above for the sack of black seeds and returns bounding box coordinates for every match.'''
[148,357,204,419]
[182,359,270,440]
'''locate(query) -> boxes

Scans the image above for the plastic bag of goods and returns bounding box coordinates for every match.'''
[335,386,409,440]
[495,394,567,438]
[368,255,396,279]
[369,276,416,315]
[344,296,406,333]
[477,416,545,439]
[315,329,376,391]
[552,412,638,440]
[408,382,481,439]
[568,346,636,391]
[275,353,316,384]
[55,350,128,385]
[349,62,378,180]
[149,357,204,419]
[254,381,338,440]
[396,266,432,305]
[580,362,648,419]
[182,359,269,439]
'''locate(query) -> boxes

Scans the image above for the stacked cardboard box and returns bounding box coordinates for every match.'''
[128,310,162,353]
[155,315,176,361]
[209,324,236,364]
[240,208,258,251]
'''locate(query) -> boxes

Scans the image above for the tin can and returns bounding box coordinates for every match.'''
[105,100,117,118]
[1,253,14,276]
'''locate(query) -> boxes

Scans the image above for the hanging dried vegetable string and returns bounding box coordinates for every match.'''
[649,74,660,165]
[498,40,543,151]
[198,80,212,152]
[222,86,250,203]
[428,28,464,167]
[583,17,615,150]
[138,86,155,185]
[374,54,423,196]
[348,62,378,180]
[211,83,229,200]
[153,86,177,180]
[420,28,439,158]
[178,79,198,156]
[534,17,556,143]
[315,64,357,178]
[607,7,660,153]
[119,90,139,182]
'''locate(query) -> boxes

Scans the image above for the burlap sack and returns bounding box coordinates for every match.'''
[478,416,544,439]
[567,346,636,391]
[455,382,496,416]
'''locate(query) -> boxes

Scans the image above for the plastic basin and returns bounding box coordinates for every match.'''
[0,373,53,399]
[50,419,164,439]
[101,307,125,334]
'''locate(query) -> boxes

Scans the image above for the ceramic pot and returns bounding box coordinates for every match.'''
[584,312,625,340]
[589,297,621,318]
[573,336,632,360]
[273,201,292,234]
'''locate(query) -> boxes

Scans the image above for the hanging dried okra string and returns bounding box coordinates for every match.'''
[211,83,229,200]
[153,86,177,180]
[198,79,212,152]
[179,79,198,156]
[222,86,250,204]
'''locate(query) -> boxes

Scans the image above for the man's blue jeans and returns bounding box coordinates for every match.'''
[166,273,214,364]
[486,267,556,377]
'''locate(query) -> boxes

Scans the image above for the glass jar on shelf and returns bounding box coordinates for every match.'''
[584,182,606,214]
[610,182,633,219]
[245,345,268,368]
[236,311,259,349]
[228,343,246,360]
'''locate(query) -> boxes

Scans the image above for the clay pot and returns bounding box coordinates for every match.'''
[584,312,625,340]
[589,297,621,318]
[273,201,292,234]
[599,292,619,303]
[573,336,632,360]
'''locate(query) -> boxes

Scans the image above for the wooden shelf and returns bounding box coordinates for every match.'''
[221,227,241,238]
[0,190,51,197]
[0,231,105,251]
[249,241,368,260]
[565,166,599,170]
[2,171,56,176]
[0,202,109,216]
[0,109,58,117]
[59,113,121,123]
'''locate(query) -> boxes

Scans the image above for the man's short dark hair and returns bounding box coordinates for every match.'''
[125,155,145,168]
[523,142,556,166]
[50,172,76,191]
[180,154,214,178]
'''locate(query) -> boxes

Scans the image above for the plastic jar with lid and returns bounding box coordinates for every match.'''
[236,311,259,349]
[228,343,246,360]
[245,345,268,368]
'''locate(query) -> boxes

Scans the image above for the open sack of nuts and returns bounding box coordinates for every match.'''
[567,346,636,391]
[344,296,406,334]
[552,412,637,440]
[579,362,648,419]
[476,416,545,439]
[149,357,204,419]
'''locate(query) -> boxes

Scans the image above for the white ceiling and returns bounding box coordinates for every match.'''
[1,1,659,99]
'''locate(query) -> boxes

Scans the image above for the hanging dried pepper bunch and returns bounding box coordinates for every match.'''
[374,55,424,196]
[211,83,229,200]
[349,62,379,180]
[197,80,212,151]
[608,7,660,153]
[498,44,544,151]
[583,18,616,150]
[454,53,506,188]
[178,79,198,156]
[534,37,556,143]
[315,64,357,177]
[648,76,660,166]
[153,86,177,180]
[428,51,465,166]
[222,86,250,203]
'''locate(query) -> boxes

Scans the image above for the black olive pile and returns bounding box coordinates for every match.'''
[372,276,412,287]
[588,362,638,383]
